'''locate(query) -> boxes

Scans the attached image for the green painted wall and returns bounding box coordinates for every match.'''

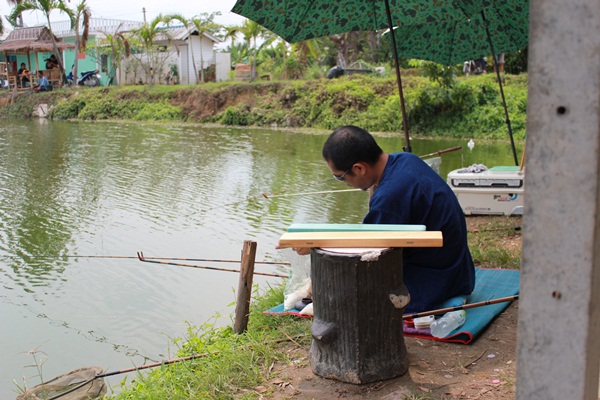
[61,36,112,86]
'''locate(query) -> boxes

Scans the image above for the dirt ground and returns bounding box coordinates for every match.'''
[265,217,520,400]
[268,303,517,400]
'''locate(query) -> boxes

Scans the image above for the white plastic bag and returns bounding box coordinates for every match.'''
[282,249,312,310]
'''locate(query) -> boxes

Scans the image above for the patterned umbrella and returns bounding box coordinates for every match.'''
[391,1,529,66]
[231,0,486,44]
[231,0,528,156]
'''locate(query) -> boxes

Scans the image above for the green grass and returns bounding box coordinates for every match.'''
[467,216,522,269]
[111,284,311,399]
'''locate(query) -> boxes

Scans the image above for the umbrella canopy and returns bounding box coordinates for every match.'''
[390,0,529,66]
[231,0,486,44]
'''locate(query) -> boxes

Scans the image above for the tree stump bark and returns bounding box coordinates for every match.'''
[309,247,410,384]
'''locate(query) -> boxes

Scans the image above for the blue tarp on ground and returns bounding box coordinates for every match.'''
[265,268,520,344]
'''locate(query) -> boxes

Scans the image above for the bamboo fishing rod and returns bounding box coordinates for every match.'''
[261,188,361,198]
[47,335,307,400]
[419,145,462,159]
[402,295,519,320]
[137,252,289,278]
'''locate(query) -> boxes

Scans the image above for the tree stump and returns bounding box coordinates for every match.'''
[309,247,410,384]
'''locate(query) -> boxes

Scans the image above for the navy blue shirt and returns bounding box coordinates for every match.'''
[363,152,475,312]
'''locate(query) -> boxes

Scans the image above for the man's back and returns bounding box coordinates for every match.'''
[364,152,475,312]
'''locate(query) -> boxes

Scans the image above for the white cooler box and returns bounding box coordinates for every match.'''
[447,166,524,216]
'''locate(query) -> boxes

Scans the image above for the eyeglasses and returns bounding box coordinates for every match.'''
[333,168,352,182]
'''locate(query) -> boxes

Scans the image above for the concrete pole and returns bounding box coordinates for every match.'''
[516,0,600,398]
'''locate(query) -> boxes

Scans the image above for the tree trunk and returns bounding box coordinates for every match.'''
[309,247,409,384]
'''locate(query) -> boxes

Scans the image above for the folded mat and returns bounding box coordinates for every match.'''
[264,267,520,344]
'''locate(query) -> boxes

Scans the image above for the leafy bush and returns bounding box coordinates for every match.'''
[221,106,251,126]
[50,97,87,119]
[77,97,118,120]
[134,102,183,121]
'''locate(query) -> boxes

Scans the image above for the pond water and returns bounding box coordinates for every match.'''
[0,120,522,397]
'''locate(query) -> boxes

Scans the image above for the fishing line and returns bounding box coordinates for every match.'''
[200,146,462,213]
[0,254,291,265]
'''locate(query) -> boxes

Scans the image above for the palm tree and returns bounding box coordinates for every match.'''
[6,0,23,27]
[99,24,130,85]
[239,19,270,80]
[65,0,90,84]
[8,0,72,81]
[130,14,175,83]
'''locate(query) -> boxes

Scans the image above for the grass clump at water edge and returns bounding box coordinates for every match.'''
[111,284,311,399]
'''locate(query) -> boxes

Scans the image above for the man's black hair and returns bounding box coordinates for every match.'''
[322,125,384,171]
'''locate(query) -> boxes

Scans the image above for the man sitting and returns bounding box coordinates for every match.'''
[33,71,50,92]
[17,62,30,87]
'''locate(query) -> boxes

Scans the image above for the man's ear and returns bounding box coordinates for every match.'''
[353,162,369,176]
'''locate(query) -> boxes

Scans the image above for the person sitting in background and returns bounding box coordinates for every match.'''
[17,62,30,87]
[45,54,59,70]
[33,70,50,92]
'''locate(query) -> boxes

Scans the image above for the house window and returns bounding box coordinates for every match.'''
[100,54,108,73]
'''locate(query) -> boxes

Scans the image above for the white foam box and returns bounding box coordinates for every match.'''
[447,166,524,216]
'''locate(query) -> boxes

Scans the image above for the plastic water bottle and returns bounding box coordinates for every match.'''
[429,310,466,338]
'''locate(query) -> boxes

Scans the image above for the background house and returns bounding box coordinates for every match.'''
[153,25,230,85]
[50,18,230,86]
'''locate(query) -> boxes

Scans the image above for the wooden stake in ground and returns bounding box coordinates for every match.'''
[234,240,257,334]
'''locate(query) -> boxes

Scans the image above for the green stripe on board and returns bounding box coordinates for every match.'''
[287,223,426,232]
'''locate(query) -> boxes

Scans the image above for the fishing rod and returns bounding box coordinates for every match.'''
[262,188,361,199]
[137,252,289,278]
[0,254,290,265]
[468,226,521,234]
[47,335,307,400]
[402,295,519,320]
[419,145,463,159]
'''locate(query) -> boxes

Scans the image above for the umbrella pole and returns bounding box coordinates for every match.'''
[482,10,519,166]
[384,0,411,153]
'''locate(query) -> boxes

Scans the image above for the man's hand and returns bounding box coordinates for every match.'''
[292,247,311,255]
[275,245,311,255]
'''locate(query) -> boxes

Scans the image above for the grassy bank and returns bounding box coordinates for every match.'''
[109,216,521,399]
[0,72,527,140]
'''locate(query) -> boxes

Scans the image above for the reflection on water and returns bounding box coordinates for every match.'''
[0,120,521,397]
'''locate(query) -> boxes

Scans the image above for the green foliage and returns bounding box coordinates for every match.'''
[1,72,528,141]
[504,47,528,75]
[77,97,117,120]
[420,62,458,88]
[282,55,305,79]
[50,97,87,119]
[221,106,251,126]
[134,102,183,121]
